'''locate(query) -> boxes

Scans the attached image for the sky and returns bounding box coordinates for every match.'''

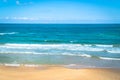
[0,0,120,23]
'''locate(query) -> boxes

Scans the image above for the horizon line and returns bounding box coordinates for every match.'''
[0,23,120,24]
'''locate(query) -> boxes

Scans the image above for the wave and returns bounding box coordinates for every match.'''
[107,50,120,53]
[4,64,20,67]
[0,43,120,60]
[0,32,17,35]
[0,64,95,68]
[0,64,40,67]
[0,43,120,53]
[95,44,113,47]
[0,50,92,58]
[2,43,105,51]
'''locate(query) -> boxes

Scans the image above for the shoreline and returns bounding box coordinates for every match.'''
[0,65,120,80]
[0,63,119,69]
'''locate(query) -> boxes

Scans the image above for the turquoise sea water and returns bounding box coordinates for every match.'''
[0,24,120,68]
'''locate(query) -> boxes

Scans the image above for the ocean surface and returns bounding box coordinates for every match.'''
[0,24,120,68]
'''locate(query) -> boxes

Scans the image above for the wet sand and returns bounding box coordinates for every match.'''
[0,65,120,80]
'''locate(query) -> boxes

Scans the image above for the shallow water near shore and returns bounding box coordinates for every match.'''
[0,24,120,68]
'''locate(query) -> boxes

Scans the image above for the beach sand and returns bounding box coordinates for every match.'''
[0,65,120,80]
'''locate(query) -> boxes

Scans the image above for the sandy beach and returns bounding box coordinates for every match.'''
[0,65,120,80]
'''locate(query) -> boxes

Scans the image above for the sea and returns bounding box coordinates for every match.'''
[0,24,120,68]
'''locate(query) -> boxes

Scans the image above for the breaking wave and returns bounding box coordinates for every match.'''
[0,43,120,60]
[0,32,18,35]
[0,43,120,53]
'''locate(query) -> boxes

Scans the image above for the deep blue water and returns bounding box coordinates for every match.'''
[0,24,120,68]
[0,24,120,44]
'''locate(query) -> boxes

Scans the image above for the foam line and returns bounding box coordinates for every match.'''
[4,64,20,67]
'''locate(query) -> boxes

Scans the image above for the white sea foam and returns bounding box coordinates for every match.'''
[84,44,92,47]
[0,51,34,54]
[59,53,92,58]
[0,32,17,35]
[107,50,120,53]
[0,43,120,57]
[24,64,39,67]
[95,44,113,47]
[4,64,20,67]
[99,57,120,60]
[78,54,91,57]
[0,43,120,61]
[0,43,118,52]
[63,64,96,69]
[64,64,78,68]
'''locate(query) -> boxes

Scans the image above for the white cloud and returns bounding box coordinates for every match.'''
[3,0,7,2]
[5,17,9,19]
[16,0,20,5]
[29,2,33,4]
[10,17,39,20]
[15,0,33,5]
[23,2,33,5]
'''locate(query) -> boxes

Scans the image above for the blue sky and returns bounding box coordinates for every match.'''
[0,0,120,23]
